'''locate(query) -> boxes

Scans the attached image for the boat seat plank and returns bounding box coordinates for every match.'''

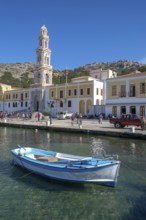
[35,155,58,162]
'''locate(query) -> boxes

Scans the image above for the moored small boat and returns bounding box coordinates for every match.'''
[11,145,120,187]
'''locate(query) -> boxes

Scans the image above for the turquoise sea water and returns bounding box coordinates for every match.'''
[0,127,146,220]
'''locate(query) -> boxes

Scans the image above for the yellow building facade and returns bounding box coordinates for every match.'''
[46,76,103,116]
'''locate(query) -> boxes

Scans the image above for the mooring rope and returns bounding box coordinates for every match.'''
[122,161,146,182]
[10,160,34,179]
[18,171,34,179]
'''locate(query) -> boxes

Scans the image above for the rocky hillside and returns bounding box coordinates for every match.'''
[0,62,34,78]
[82,60,146,75]
[0,60,146,87]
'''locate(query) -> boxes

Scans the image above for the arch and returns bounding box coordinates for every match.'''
[45,56,49,65]
[79,100,85,115]
[38,73,41,78]
[96,99,100,105]
[36,73,41,83]
[86,99,91,114]
[45,41,47,48]
[46,74,49,84]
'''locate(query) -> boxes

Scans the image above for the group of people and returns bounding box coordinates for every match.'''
[71,112,103,125]
[17,112,32,120]
[0,111,32,120]
[71,112,82,124]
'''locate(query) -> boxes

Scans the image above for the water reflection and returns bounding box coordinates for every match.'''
[90,137,106,157]
[130,142,136,155]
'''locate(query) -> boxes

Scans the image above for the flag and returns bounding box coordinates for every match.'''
[65,68,69,83]
[66,69,69,76]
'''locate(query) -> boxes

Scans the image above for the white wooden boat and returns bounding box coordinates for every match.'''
[11,145,120,187]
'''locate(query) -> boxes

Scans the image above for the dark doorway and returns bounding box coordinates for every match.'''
[120,106,126,115]
[130,106,136,114]
[36,101,39,111]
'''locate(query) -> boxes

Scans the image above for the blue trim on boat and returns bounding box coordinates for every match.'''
[12,152,119,174]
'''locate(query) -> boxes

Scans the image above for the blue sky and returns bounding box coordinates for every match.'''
[0,0,146,70]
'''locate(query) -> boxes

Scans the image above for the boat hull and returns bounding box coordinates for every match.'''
[11,148,120,187]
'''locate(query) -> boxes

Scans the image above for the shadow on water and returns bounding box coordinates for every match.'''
[12,166,114,193]
[11,164,87,192]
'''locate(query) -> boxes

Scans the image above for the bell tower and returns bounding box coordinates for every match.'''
[33,25,53,87]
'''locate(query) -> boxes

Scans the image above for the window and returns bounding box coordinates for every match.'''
[21,102,23,107]
[68,100,71,107]
[140,106,145,116]
[25,102,28,107]
[51,91,54,98]
[112,106,117,116]
[21,93,23,100]
[46,74,49,83]
[129,84,136,97]
[112,86,117,96]
[120,85,126,97]
[96,88,99,95]
[8,103,10,107]
[101,89,103,96]
[140,83,145,94]
[80,88,83,95]
[74,89,77,96]
[68,90,71,96]
[60,101,63,107]
[12,102,17,107]
[87,88,90,95]
[60,90,63,98]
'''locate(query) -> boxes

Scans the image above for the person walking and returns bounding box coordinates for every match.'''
[79,113,83,127]
[71,113,75,126]
[98,113,103,124]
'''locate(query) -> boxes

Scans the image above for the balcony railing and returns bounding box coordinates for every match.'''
[128,91,136,97]
[119,92,126,97]
[118,91,137,97]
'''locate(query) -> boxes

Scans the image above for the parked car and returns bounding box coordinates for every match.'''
[109,114,146,129]
[57,111,72,120]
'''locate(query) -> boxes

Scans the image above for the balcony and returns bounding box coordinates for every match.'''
[128,91,136,97]
[119,92,126,97]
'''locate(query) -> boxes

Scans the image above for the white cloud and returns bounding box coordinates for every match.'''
[139,57,146,64]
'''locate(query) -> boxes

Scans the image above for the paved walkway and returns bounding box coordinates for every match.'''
[1,118,146,139]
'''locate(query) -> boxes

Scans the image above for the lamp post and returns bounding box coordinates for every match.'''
[2,94,5,112]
